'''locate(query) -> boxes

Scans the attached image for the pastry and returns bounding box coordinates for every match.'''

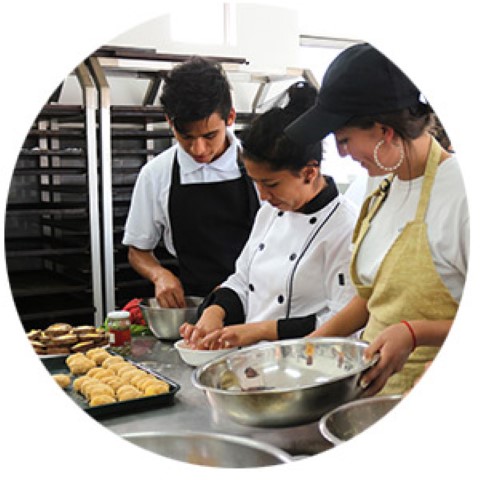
[66,352,86,365]
[68,357,96,375]
[101,356,125,368]
[53,374,71,389]
[45,323,72,337]
[70,341,95,353]
[102,376,127,392]
[72,325,97,335]
[30,340,47,355]
[116,385,142,402]
[85,383,115,401]
[144,382,169,396]
[90,350,111,366]
[27,329,41,341]
[46,346,71,355]
[89,394,116,407]
[73,375,90,392]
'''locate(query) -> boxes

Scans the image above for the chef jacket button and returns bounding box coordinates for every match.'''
[258,243,265,251]
[278,211,284,217]
[309,217,317,224]
[249,284,255,292]
[289,253,297,261]
[277,295,284,304]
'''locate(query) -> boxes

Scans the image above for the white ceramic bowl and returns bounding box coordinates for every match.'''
[174,340,237,367]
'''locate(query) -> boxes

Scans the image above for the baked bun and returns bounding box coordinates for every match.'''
[50,334,78,346]
[72,325,96,335]
[89,394,116,407]
[46,346,71,355]
[71,341,95,353]
[53,374,71,389]
[30,340,47,355]
[45,323,72,337]
[27,329,41,341]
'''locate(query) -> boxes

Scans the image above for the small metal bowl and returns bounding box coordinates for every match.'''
[192,337,377,428]
[319,394,402,445]
[122,431,292,467]
[140,296,203,340]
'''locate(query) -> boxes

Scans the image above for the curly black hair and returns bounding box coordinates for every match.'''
[160,56,233,133]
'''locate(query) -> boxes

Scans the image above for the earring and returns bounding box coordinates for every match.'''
[373,140,404,172]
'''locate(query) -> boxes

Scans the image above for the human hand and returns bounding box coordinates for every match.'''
[179,306,225,349]
[153,268,186,308]
[201,321,274,349]
[360,322,415,396]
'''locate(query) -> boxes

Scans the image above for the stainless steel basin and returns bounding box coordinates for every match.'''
[122,431,292,467]
[192,337,377,428]
[140,296,203,340]
[319,394,403,445]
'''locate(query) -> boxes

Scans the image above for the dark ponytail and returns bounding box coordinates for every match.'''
[241,81,322,172]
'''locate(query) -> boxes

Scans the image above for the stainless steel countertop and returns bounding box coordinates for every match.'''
[100,336,334,457]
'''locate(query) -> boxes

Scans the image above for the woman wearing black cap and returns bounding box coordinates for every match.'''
[286,43,469,396]
[180,82,358,348]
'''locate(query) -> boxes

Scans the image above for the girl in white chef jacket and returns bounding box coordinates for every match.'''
[180,84,358,348]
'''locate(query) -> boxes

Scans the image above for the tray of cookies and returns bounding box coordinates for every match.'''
[42,347,180,418]
[27,323,109,357]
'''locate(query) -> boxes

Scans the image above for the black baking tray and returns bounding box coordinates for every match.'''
[41,354,180,419]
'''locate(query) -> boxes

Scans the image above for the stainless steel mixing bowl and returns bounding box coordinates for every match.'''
[122,431,292,467]
[192,337,377,428]
[140,296,203,340]
[319,394,402,445]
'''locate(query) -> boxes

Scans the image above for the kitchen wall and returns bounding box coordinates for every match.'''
[58,4,364,189]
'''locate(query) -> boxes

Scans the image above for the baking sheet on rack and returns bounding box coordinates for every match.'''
[41,355,180,419]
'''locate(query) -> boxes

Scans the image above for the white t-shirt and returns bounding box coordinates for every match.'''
[122,129,242,256]
[356,156,469,302]
[222,193,359,328]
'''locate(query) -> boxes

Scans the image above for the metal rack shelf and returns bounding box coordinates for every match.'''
[5,45,318,332]
[5,63,103,330]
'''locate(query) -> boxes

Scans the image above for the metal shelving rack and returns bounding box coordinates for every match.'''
[6,64,104,328]
[5,45,318,331]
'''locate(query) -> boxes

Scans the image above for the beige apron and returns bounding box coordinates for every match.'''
[350,137,459,395]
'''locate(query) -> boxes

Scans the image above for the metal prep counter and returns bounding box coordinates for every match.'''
[100,335,334,458]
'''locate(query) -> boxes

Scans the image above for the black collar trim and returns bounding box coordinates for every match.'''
[299,176,339,214]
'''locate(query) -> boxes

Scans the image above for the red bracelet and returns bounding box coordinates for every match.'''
[401,320,417,351]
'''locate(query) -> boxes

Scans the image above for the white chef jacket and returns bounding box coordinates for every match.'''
[222,191,358,329]
[122,129,244,255]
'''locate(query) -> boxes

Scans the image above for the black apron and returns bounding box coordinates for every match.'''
[168,151,259,297]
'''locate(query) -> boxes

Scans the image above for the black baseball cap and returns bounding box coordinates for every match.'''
[285,43,422,145]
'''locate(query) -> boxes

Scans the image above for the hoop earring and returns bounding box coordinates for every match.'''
[373,140,404,172]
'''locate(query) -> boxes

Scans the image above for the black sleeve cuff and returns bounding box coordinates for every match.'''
[196,287,245,326]
[277,314,316,339]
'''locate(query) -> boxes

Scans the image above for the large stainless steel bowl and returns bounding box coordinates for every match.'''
[319,394,402,445]
[122,431,292,467]
[140,296,203,340]
[192,337,377,428]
